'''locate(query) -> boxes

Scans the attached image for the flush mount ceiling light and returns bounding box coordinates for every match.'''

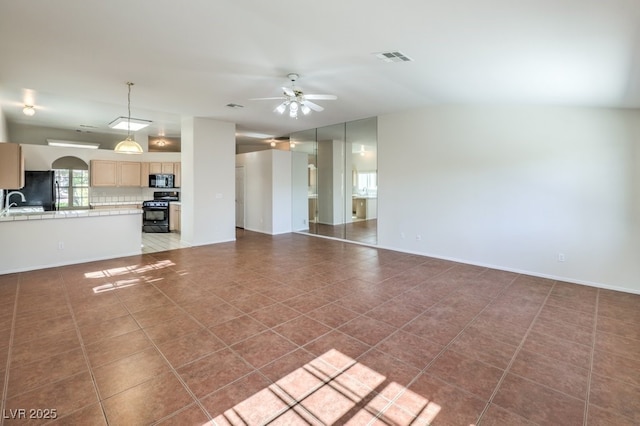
[114,82,144,154]
[47,139,100,149]
[23,105,35,116]
[108,116,152,131]
[251,73,337,119]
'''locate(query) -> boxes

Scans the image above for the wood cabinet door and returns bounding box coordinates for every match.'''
[161,162,174,174]
[90,160,117,187]
[0,143,24,189]
[149,162,162,174]
[173,162,181,187]
[140,162,149,187]
[118,162,142,186]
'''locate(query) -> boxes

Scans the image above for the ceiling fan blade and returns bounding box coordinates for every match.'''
[304,94,337,100]
[282,86,295,97]
[249,96,286,101]
[303,100,324,112]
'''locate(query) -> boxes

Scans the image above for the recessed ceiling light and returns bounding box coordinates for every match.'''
[108,116,152,131]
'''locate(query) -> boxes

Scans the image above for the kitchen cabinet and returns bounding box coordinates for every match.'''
[162,162,174,174]
[149,162,163,174]
[118,162,142,186]
[169,203,181,232]
[90,160,118,187]
[173,162,181,187]
[91,160,143,187]
[140,162,149,187]
[147,162,180,187]
[0,143,25,189]
[354,197,378,220]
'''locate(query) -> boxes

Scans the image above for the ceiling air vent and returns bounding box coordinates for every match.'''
[373,51,414,63]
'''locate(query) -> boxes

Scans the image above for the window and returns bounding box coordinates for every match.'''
[52,156,90,210]
[357,171,377,195]
[54,169,89,209]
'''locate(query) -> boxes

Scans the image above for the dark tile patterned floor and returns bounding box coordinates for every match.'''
[0,230,639,425]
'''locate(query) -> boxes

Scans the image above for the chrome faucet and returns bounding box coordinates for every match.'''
[1,191,26,216]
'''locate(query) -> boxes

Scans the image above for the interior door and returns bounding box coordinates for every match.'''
[235,166,245,228]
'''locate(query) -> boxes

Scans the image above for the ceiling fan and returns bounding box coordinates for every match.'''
[251,73,337,118]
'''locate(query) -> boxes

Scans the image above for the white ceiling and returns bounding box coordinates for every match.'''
[1,0,640,147]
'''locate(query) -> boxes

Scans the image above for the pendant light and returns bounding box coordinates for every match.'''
[114,82,144,154]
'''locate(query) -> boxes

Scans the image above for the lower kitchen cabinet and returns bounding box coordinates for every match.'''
[169,203,181,232]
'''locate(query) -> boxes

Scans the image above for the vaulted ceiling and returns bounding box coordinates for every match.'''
[1,0,639,148]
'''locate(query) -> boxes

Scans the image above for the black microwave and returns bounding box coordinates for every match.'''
[149,174,175,188]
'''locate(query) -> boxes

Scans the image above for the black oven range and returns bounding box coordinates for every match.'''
[142,191,179,233]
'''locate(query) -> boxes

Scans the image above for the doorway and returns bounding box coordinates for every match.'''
[235,166,245,228]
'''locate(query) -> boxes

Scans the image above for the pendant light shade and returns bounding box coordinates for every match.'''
[114,82,144,154]
[114,137,144,154]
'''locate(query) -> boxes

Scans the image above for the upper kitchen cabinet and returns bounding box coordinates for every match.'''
[90,160,142,187]
[162,162,175,174]
[90,160,118,186]
[118,162,142,186]
[140,162,149,187]
[173,162,181,187]
[149,162,163,174]
[150,162,177,174]
[149,161,181,187]
[0,143,25,189]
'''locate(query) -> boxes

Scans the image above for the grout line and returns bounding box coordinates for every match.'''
[0,278,20,426]
[370,271,522,423]
[59,272,109,424]
[475,279,557,424]
[583,288,600,425]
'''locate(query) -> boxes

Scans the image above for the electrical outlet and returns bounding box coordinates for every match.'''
[416,235,422,241]
[558,253,565,262]
[58,241,64,250]
[400,232,406,239]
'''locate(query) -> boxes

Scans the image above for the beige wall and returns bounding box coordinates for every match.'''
[378,105,640,293]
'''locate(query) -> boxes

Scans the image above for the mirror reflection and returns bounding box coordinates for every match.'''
[292,117,377,245]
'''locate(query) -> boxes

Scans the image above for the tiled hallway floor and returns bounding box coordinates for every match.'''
[142,232,190,254]
[1,230,639,425]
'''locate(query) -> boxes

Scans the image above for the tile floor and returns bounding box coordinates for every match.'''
[142,232,190,254]
[304,220,377,246]
[0,230,639,425]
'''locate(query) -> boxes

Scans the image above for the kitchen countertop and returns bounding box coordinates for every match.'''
[0,208,142,222]
[89,201,144,207]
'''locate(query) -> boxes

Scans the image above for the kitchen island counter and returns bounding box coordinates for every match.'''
[0,208,142,222]
[0,208,142,275]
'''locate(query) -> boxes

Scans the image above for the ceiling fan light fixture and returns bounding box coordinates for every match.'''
[253,73,337,119]
[275,103,287,114]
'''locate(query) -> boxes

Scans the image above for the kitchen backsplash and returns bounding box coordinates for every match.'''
[89,187,179,204]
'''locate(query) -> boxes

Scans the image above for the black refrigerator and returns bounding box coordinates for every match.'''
[6,170,57,211]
